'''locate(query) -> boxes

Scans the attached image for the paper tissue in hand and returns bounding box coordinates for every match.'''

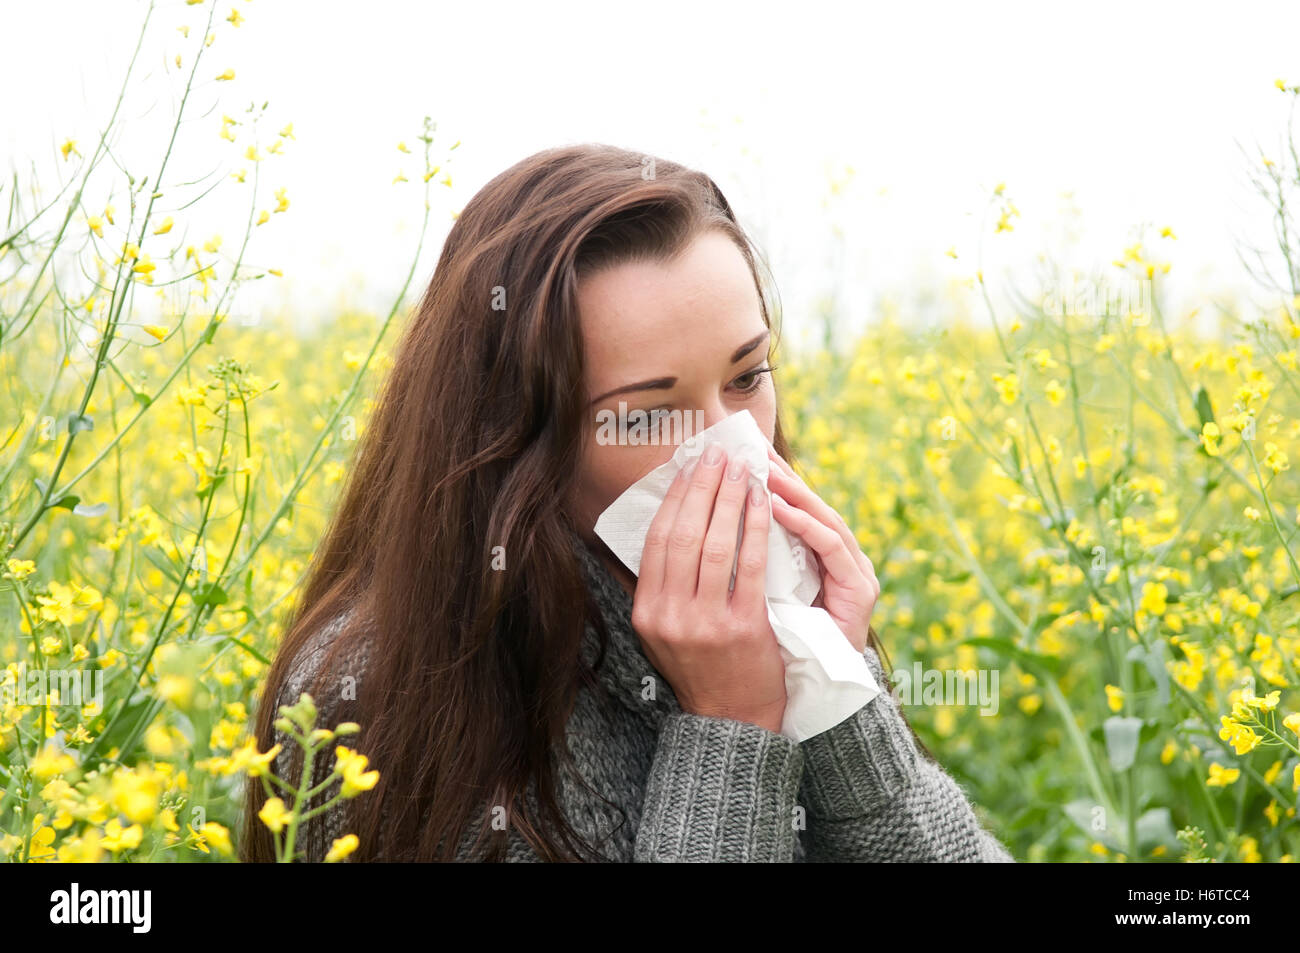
[592,408,880,741]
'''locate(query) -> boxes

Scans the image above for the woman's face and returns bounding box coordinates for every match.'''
[568,228,777,541]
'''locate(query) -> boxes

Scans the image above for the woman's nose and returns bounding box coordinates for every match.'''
[697,404,733,433]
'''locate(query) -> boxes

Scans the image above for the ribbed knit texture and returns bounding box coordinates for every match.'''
[268,532,1015,862]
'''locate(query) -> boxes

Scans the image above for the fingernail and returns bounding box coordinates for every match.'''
[726,458,746,481]
[703,443,723,466]
[750,486,764,506]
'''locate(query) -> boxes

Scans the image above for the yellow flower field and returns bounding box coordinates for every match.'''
[1,2,1298,862]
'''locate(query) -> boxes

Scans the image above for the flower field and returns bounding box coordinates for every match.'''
[2,2,1298,863]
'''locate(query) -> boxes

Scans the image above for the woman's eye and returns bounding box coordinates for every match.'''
[732,365,774,394]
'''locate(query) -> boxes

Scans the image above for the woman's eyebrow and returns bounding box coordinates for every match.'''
[589,376,676,407]
[730,330,769,364]
[587,330,770,407]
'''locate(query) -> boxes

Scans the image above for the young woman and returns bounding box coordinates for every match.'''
[241,143,1015,863]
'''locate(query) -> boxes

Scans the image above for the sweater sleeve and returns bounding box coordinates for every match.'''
[449,712,806,863]
[633,711,805,862]
[797,645,1015,862]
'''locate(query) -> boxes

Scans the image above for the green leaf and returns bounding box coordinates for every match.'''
[1104,716,1143,771]
[195,472,228,502]
[193,583,228,608]
[1128,642,1170,706]
[1136,808,1179,852]
[958,636,1062,677]
[1064,798,1122,852]
[1193,384,1215,429]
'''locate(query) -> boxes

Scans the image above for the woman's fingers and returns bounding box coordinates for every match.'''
[697,454,752,604]
[730,484,771,614]
[771,492,867,592]
[663,445,727,597]
[766,448,875,581]
[638,461,691,595]
[765,447,853,541]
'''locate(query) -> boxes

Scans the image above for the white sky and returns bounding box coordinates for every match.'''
[5,0,1300,347]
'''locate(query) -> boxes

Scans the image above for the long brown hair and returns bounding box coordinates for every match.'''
[241,143,919,863]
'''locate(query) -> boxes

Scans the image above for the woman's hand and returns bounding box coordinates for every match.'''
[765,445,880,656]
[630,444,788,734]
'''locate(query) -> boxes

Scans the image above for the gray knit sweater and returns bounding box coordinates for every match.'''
[269,533,1015,862]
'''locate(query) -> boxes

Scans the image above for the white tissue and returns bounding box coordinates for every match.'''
[593,408,880,741]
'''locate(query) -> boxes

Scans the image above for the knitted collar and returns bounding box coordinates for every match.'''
[570,529,683,732]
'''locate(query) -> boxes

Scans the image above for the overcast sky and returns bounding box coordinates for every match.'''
[5,0,1300,346]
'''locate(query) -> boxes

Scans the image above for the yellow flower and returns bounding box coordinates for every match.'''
[56,829,103,863]
[111,765,163,824]
[1265,760,1284,785]
[156,673,195,710]
[227,738,281,778]
[86,215,104,238]
[215,69,235,81]
[258,797,293,834]
[152,216,173,235]
[1243,688,1280,712]
[1238,836,1261,862]
[256,210,270,226]
[1139,581,1167,616]
[30,744,77,781]
[1044,379,1066,405]
[1206,762,1241,787]
[325,834,360,862]
[226,7,244,26]
[1264,442,1289,474]
[143,325,169,342]
[1105,684,1124,713]
[1283,712,1300,737]
[992,372,1019,404]
[101,818,144,853]
[1218,716,1260,755]
[273,187,289,213]
[334,746,380,798]
[1200,422,1221,457]
[60,139,80,161]
[28,822,57,861]
[199,822,233,857]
